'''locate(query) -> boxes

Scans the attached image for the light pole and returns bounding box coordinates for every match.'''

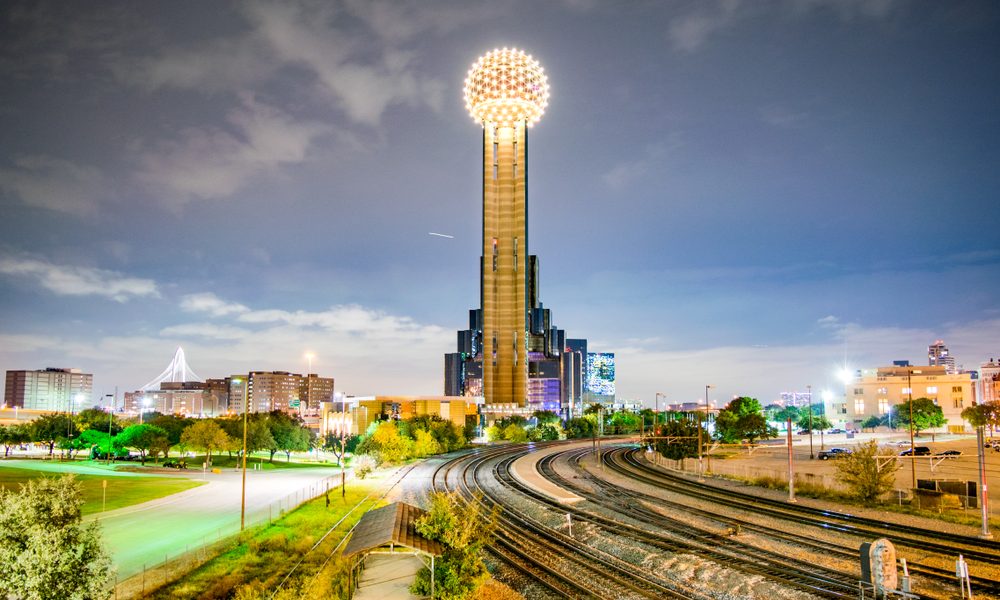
[807,385,814,460]
[233,377,250,530]
[699,385,713,481]
[906,369,922,489]
[104,393,115,464]
[976,425,993,539]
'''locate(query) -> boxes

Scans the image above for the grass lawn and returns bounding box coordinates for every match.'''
[0,466,205,515]
[148,470,393,600]
[192,453,339,470]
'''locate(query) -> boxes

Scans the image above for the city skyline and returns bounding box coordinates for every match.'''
[2,2,999,406]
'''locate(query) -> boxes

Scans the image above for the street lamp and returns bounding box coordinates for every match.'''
[655,392,666,425]
[699,385,713,481]
[907,369,922,489]
[807,385,814,460]
[232,377,250,530]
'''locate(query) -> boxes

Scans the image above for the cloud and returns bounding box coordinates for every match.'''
[235,304,447,341]
[0,255,159,302]
[759,105,809,128]
[0,155,104,215]
[667,0,743,53]
[159,323,250,340]
[601,140,678,189]
[137,93,330,201]
[180,293,249,317]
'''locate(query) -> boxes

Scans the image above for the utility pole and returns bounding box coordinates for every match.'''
[699,385,713,482]
[807,384,814,460]
[786,417,796,503]
[977,426,993,539]
[907,369,921,489]
[237,377,249,531]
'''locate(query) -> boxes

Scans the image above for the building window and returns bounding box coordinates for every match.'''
[901,387,911,395]
[877,387,888,395]
[926,386,937,394]
[878,398,889,414]
[854,388,864,396]
[953,398,963,409]
[854,398,865,414]
[952,386,962,393]
[493,142,498,164]
[493,164,498,180]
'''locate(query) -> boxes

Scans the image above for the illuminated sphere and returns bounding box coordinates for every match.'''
[464,47,549,128]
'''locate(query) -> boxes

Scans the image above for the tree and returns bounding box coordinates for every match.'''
[0,475,112,599]
[357,421,412,465]
[412,429,441,458]
[860,415,882,432]
[891,397,946,435]
[770,405,800,427]
[1,424,30,457]
[796,412,832,432]
[115,424,169,465]
[608,410,640,434]
[501,423,527,443]
[412,490,498,600]
[531,410,560,426]
[180,420,231,466]
[714,397,776,444]
[638,408,656,428]
[265,411,310,462]
[564,417,595,439]
[323,433,360,466]
[536,423,562,441]
[30,414,78,456]
[147,414,192,458]
[75,408,122,436]
[962,403,992,429]
[833,440,900,504]
[652,418,706,467]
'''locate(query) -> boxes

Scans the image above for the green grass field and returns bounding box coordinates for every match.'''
[149,473,385,600]
[0,466,205,515]
[193,453,334,470]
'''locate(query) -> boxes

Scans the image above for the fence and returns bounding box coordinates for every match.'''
[645,450,846,492]
[112,473,345,600]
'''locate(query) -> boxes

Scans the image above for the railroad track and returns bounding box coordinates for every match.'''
[538,445,998,596]
[609,446,1000,567]
[489,446,868,599]
[431,443,711,599]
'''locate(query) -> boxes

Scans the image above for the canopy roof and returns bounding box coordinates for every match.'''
[343,502,444,559]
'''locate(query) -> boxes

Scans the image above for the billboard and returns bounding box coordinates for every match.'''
[585,353,615,396]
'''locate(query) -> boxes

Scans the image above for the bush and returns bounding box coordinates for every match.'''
[353,454,378,479]
[834,440,900,504]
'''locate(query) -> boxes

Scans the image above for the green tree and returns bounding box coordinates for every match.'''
[796,412,832,432]
[323,433,360,466]
[147,414,192,458]
[358,421,412,464]
[961,403,992,429]
[608,410,640,434]
[1,424,31,457]
[114,424,169,465]
[770,405,800,427]
[536,423,562,441]
[75,408,123,436]
[714,397,776,444]
[412,429,441,458]
[564,417,595,439]
[501,423,527,443]
[412,490,498,600]
[891,397,946,435]
[833,440,900,504]
[652,418,707,467]
[0,475,112,599]
[860,415,882,432]
[30,414,78,456]
[180,420,231,466]
[265,411,310,462]
[531,410,560,426]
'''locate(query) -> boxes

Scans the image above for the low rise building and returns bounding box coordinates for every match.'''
[842,364,976,433]
[980,358,1000,406]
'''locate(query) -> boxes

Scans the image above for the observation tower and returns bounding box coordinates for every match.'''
[463,48,550,406]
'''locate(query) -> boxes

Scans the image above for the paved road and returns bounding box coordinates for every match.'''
[92,465,343,580]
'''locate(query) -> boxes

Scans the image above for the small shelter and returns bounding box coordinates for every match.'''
[343,502,444,598]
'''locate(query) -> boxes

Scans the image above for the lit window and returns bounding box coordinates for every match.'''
[878,398,889,414]
[926,386,937,394]
[854,398,865,414]
[901,387,911,395]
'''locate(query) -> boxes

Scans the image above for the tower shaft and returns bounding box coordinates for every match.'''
[482,122,528,406]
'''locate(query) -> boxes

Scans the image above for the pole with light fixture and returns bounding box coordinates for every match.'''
[807,384,814,459]
[907,368,922,489]
[699,385,713,481]
[233,376,250,530]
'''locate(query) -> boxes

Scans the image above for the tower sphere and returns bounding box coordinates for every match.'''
[463,47,549,128]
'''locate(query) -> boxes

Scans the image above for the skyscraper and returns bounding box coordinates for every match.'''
[928,340,956,373]
[446,48,571,413]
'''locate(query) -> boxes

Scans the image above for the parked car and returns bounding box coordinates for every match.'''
[818,447,851,460]
[900,446,932,457]
[828,428,845,434]
[934,450,962,458]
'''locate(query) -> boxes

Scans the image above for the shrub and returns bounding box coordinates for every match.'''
[353,454,378,479]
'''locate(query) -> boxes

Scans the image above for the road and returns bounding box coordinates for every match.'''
[92,465,343,580]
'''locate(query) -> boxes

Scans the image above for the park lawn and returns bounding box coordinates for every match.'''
[0,466,205,515]
[194,453,340,470]
[149,471,390,600]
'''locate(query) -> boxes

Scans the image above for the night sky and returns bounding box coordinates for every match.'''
[2,1,999,407]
